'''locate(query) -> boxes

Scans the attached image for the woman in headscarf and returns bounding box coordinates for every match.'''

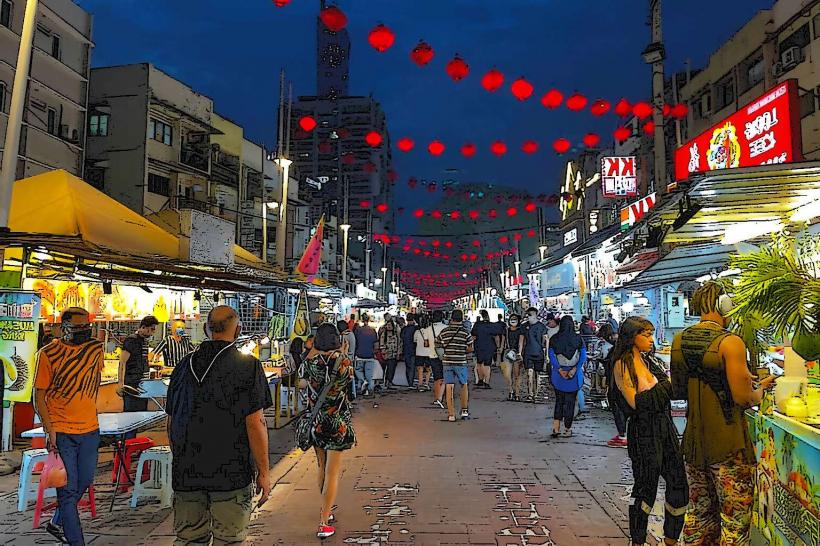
[548,315,586,437]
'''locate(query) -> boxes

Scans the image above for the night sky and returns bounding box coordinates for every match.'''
[78,0,772,226]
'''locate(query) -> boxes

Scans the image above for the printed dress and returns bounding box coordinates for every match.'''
[303,352,356,451]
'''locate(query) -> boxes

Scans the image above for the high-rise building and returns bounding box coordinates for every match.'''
[317,0,350,100]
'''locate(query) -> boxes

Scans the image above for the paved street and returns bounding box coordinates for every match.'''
[0,374,678,545]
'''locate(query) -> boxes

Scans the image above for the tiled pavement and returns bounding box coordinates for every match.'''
[0,376,674,545]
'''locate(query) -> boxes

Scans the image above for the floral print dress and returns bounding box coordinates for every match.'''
[302,351,356,451]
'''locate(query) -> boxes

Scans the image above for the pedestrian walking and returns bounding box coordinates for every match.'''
[337,320,356,399]
[425,310,448,407]
[353,314,379,397]
[472,310,501,389]
[152,319,195,369]
[548,316,586,437]
[500,313,525,401]
[671,282,777,545]
[400,314,419,388]
[300,323,356,539]
[378,317,402,389]
[412,314,434,391]
[435,310,473,421]
[522,308,548,401]
[606,312,619,333]
[34,307,103,545]
[611,316,688,546]
[579,315,596,336]
[166,306,273,545]
[598,323,627,448]
[118,315,158,438]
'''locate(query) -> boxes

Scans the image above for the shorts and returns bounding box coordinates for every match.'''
[523,356,545,373]
[476,351,495,366]
[415,355,429,368]
[443,365,469,385]
[429,358,444,381]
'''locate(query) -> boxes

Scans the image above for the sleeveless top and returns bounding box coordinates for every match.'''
[671,322,755,468]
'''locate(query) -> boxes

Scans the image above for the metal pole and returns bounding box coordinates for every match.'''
[275,83,293,269]
[262,145,268,263]
[365,210,372,286]
[649,0,667,193]
[0,0,39,229]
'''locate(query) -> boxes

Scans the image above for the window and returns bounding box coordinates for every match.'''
[744,57,765,91]
[1,0,11,29]
[814,12,820,39]
[149,118,173,145]
[0,81,6,113]
[50,34,60,59]
[46,107,57,135]
[799,91,816,119]
[779,24,810,57]
[147,173,170,196]
[715,73,735,111]
[89,113,109,136]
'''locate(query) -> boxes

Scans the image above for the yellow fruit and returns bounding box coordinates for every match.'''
[1,355,18,386]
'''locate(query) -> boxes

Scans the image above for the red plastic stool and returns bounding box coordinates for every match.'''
[32,461,96,529]
[111,438,155,491]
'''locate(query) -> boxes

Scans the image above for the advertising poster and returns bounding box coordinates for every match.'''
[1,290,42,403]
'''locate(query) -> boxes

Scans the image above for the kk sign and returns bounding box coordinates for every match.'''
[620,192,657,231]
[601,157,638,198]
[674,79,803,183]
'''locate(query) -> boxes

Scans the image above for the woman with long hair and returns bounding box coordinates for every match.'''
[301,323,356,539]
[597,323,627,448]
[501,314,525,400]
[548,315,587,437]
[610,317,687,546]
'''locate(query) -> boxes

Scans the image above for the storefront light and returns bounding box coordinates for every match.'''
[622,302,635,313]
[721,220,783,245]
[791,199,820,223]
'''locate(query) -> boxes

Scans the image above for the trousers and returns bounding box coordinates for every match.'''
[354,358,377,392]
[53,429,100,546]
[403,353,416,386]
[553,388,577,428]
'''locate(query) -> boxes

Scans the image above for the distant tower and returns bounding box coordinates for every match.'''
[317,0,350,99]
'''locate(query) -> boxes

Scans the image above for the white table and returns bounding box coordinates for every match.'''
[22,411,167,511]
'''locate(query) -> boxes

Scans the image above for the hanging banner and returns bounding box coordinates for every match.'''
[620,192,657,231]
[296,215,325,277]
[1,291,42,403]
[291,289,311,340]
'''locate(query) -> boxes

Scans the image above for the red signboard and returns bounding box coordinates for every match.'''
[601,156,639,198]
[673,79,803,183]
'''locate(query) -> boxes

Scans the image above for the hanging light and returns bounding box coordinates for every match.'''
[359,200,371,208]
[488,209,498,218]
[318,141,332,154]
[633,101,653,119]
[342,153,355,165]
[397,137,415,152]
[541,89,563,109]
[671,103,689,118]
[428,140,446,156]
[472,240,481,247]
[450,210,461,220]
[662,104,672,117]
[506,207,518,217]
[298,115,317,132]
[446,54,470,81]
[552,138,571,154]
[319,5,347,32]
[481,68,504,92]
[387,169,398,183]
[643,121,656,135]
[614,98,631,117]
[413,208,425,218]
[410,40,434,66]
[431,209,442,219]
[362,161,376,173]
[273,0,291,7]
[527,229,537,238]
[590,99,611,116]
[499,235,509,244]
[513,233,523,241]
[582,133,600,148]
[521,140,539,154]
[524,202,537,213]
[460,143,477,157]
[490,140,508,157]
[365,131,383,147]
[510,77,534,101]
[614,126,631,141]
[468,210,480,220]
[375,203,389,213]
[368,24,396,53]
[566,93,588,111]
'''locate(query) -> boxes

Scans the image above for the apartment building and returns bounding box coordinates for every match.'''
[680,0,820,159]
[0,0,92,179]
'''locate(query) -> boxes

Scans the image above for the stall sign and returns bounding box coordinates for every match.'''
[601,156,638,198]
[673,79,803,185]
[620,193,657,231]
[667,292,685,328]
[1,291,41,403]
[563,228,578,247]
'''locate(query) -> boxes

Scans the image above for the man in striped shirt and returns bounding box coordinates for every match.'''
[153,320,196,368]
[435,310,474,421]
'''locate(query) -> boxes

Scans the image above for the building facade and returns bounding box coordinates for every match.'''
[0,0,92,179]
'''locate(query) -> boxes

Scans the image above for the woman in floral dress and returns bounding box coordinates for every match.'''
[301,323,356,539]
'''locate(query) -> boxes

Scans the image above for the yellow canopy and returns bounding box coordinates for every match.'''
[9,169,179,258]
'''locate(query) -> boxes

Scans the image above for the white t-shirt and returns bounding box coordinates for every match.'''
[414,323,446,358]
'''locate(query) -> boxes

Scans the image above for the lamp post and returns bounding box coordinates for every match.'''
[340,223,351,285]
[538,245,548,261]
[274,157,292,268]
[0,0,39,229]
[381,266,388,301]
[262,201,279,262]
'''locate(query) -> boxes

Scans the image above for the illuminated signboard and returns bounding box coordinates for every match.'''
[620,192,657,231]
[673,79,803,184]
[600,156,638,198]
[563,228,578,247]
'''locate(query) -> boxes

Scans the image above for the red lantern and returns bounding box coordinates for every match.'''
[590,99,611,116]
[418,240,427,247]
[423,250,431,257]
[472,240,481,247]
[273,0,290,7]
[407,177,417,189]
[506,207,518,217]
[662,104,672,117]
[488,209,498,219]
[510,77,534,101]
[359,200,371,208]
[614,98,631,117]
[460,143,477,157]
[318,141,332,154]
[541,89,563,109]
[375,203,389,213]
[566,93,588,111]
[342,153,355,165]
[499,235,509,244]
[294,129,309,140]
[468,210,480,220]
[428,140,445,156]
[450,210,461,220]
[643,121,655,135]
[481,68,504,92]
[614,126,631,142]
[362,161,376,173]
[387,169,398,183]
[319,5,347,32]
[527,229,537,238]
[521,140,539,154]
[552,138,571,154]
[368,24,395,53]
[490,140,508,157]
[390,235,401,244]
[427,182,437,193]
[431,210,442,219]
[413,208,424,219]
[402,245,411,252]
[582,133,600,148]
[444,241,454,249]
[470,254,478,262]
[298,115,317,132]
[446,55,469,81]
[397,137,415,152]
[524,202,537,213]
[671,103,689,118]
[513,233,523,241]
[365,131,382,147]
[633,101,653,119]
[410,40,434,66]
[461,253,469,262]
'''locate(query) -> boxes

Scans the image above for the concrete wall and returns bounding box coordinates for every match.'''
[212,113,243,158]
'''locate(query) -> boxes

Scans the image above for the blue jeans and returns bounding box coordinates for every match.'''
[53,429,100,546]
[355,358,377,392]
[404,353,416,386]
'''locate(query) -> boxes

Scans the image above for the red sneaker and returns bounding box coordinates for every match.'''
[317,524,336,538]
[607,435,628,448]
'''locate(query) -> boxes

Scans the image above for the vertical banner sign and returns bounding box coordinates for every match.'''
[601,156,638,198]
[1,291,42,403]
[290,289,310,340]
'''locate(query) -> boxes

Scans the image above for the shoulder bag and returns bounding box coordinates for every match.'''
[295,352,342,450]
[435,326,456,359]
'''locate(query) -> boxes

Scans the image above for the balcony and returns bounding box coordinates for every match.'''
[180,143,210,174]
[174,196,211,213]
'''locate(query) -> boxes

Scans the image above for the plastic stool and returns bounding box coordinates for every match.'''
[130,446,172,509]
[17,449,55,512]
[112,437,155,491]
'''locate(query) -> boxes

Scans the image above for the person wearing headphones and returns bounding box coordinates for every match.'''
[671,281,777,545]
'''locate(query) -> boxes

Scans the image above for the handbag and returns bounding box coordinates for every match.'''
[295,353,342,451]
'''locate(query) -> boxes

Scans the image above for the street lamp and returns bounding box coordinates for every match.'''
[340,223,351,285]
[274,157,292,269]
[538,245,548,261]
[381,266,388,300]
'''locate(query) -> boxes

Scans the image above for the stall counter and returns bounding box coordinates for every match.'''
[748,410,819,545]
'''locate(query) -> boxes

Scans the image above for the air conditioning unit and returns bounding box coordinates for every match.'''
[781,46,803,69]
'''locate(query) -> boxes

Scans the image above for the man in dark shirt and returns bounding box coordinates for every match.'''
[400,314,419,388]
[118,316,158,415]
[166,306,273,545]
[523,308,548,402]
[472,310,502,389]
[354,314,379,396]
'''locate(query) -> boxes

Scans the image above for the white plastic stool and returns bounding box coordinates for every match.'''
[130,446,172,509]
[17,449,56,512]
